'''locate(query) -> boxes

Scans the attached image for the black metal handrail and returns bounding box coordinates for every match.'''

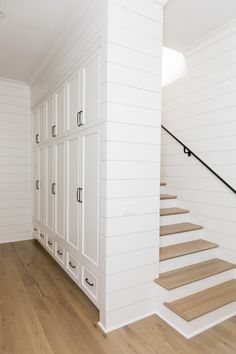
[161,125,236,194]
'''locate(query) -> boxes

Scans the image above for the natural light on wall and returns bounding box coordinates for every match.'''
[162,46,187,87]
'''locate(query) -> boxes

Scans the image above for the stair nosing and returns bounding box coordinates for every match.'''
[160,194,177,200]
[160,208,189,217]
[160,223,204,237]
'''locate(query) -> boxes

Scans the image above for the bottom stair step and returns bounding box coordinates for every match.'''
[165,280,236,321]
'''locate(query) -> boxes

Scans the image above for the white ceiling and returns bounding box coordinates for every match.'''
[0,0,87,82]
[164,0,236,51]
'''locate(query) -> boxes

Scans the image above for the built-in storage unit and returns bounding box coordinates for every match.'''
[32,48,101,308]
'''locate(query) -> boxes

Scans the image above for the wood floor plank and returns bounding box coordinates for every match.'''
[160,240,218,261]
[160,208,189,216]
[165,280,236,321]
[155,258,236,290]
[160,222,203,236]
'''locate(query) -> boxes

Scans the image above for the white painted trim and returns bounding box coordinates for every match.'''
[0,77,29,88]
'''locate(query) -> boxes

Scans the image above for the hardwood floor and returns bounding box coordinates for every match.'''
[1,241,236,354]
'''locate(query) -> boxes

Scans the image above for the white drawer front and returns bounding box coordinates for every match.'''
[55,242,65,265]
[46,235,54,253]
[67,253,79,279]
[39,230,46,245]
[82,267,98,301]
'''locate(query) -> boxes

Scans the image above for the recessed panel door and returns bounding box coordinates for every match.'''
[55,141,66,239]
[46,145,55,230]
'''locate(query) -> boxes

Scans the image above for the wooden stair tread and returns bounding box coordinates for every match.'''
[160,240,218,261]
[155,258,236,290]
[160,183,167,186]
[160,208,189,216]
[165,280,236,322]
[160,223,203,236]
[160,194,177,200]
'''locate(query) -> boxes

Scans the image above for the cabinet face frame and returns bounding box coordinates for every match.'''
[45,144,55,231]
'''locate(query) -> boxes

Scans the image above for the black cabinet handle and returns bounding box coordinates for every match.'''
[40,233,44,238]
[57,250,63,256]
[77,188,82,203]
[69,261,76,269]
[33,227,37,232]
[36,180,40,190]
[48,240,53,246]
[77,111,83,127]
[52,125,57,137]
[85,278,94,287]
[36,134,40,144]
[51,183,56,195]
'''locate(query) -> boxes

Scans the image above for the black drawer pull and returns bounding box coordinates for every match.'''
[33,227,37,232]
[85,278,94,287]
[48,240,53,246]
[36,180,40,190]
[36,134,40,144]
[57,250,63,256]
[40,233,44,238]
[52,125,57,137]
[51,183,56,195]
[77,110,83,127]
[77,188,82,203]
[69,261,76,269]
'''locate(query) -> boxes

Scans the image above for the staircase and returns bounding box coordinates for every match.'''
[155,182,236,338]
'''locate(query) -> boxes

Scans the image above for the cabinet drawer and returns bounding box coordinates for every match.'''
[55,242,65,265]
[39,230,46,245]
[46,235,54,253]
[82,267,98,301]
[67,253,79,278]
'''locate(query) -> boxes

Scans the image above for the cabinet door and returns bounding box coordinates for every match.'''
[39,148,45,224]
[67,136,80,250]
[39,104,45,142]
[81,129,99,266]
[67,71,83,131]
[83,51,100,127]
[46,96,55,140]
[46,145,55,230]
[33,110,40,145]
[55,85,65,137]
[55,141,66,239]
[33,150,40,219]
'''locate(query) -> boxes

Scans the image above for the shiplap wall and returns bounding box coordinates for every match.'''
[162,20,236,259]
[0,79,31,243]
[99,0,165,332]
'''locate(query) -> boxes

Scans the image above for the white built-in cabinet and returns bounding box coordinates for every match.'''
[32,48,100,307]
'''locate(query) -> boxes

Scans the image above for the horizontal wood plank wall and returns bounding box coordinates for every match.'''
[162,20,236,259]
[100,0,164,332]
[0,79,31,243]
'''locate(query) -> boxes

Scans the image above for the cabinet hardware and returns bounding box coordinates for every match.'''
[57,250,63,256]
[40,233,44,238]
[48,240,53,246]
[36,180,40,190]
[36,134,40,144]
[85,278,94,287]
[51,183,56,195]
[33,227,37,232]
[69,261,76,269]
[77,188,82,203]
[77,110,83,127]
[52,125,57,137]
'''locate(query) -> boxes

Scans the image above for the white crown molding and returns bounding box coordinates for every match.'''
[183,17,236,57]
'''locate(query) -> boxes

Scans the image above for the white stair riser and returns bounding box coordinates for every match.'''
[160,248,217,273]
[160,229,205,247]
[160,186,166,194]
[160,199,177,208]
[160,213,189,226]
[156,269,236,302]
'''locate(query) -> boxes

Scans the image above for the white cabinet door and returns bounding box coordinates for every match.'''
[55,141,66,239]
[46,145,55,230]
[33,110,40,145]
[81,128,99,266]
[83,50,100,127]
[66,136,80,250]
[33,150,40,219]
[46,96,56,140]
[67,71,83,132]
[39,147,45,224]
[55,85,65,137]
[39,104,45,142]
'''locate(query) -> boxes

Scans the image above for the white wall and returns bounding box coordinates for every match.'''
[99,0,165,332]
[0,79,31,243]
[162,20,236,258]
